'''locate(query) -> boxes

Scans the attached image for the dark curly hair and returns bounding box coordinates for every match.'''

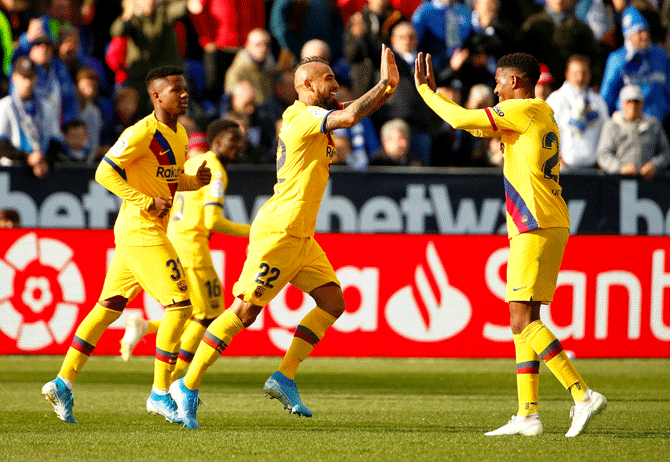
[497,53,541,86]
[145,66,184,87]
[206,119,241,146]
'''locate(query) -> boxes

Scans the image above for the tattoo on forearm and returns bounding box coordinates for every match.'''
[324,79,392,131]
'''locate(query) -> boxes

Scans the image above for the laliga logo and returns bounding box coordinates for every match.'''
[0,233,84,350]
[385,241,471,341]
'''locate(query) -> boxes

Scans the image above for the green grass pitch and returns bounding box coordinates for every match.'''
[1,356,668,461]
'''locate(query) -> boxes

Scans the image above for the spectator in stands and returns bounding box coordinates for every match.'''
[343,0,405,98]
[597,84,670,179]
[331,86,381,170]
[224,109,269,164]
[110,0,186,115]
[575,0,617,55]
[56,26,110,97]
[188,0,265,102]
[437,32,497,103]
[23,33,78,124]
[224,28,276,104]
[100,86,140,152]
[0,56,61,178]
[0,207,20,228]
[225,80,275,160]
[600,6,670,128]
[269,0,344,69]
[75,67,103,160]
[257,69,297,127]
[471,0,517,59]
[411,0,473,76]
[380,20,436,166]
[55,119,91,163]
[535,63,555,101]
[547,54,609,169]
[518,0,602,88]
[369,118,422,167]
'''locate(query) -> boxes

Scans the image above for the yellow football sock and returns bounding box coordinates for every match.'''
[520,320,587,402]
[59,303,122,383]
[277,307,337,380]
[170,319,207,383]
[146,320,160,335]
[514,334,540,416]
[153,304,191,391]
[184,309,244,390]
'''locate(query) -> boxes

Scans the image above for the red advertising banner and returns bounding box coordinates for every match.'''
[1,229,669,358]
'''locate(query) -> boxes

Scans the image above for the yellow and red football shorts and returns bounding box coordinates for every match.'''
[233,224,339,307]
[99,242,190,306]
[184,266,224,320]
[506,227,569,303]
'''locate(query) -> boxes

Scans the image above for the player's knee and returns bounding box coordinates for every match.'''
[323,297,345,319]
[99,295,128,312]
[234,303,262,327]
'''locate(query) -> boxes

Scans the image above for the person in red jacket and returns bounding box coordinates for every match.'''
[187,0,265,102]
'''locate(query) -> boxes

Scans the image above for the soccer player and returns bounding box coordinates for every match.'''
[415,52,607,437]
[120,119,251,385]
[168,45,399,429]
[42,66,211,424]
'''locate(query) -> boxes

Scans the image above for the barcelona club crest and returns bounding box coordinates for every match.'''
[254,285,265,298]
[177,281,188,292]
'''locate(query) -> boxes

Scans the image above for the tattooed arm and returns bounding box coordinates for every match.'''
[324,45,399,132]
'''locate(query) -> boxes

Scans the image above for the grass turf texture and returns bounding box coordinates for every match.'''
[1,357,668,462]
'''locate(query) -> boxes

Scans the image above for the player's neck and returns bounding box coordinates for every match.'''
[154,109,179,132]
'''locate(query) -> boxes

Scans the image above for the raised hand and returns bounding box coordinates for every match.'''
[380,44,399,91]
[414,52,437,93]
[196,160,211,186]
[149,196,172,218]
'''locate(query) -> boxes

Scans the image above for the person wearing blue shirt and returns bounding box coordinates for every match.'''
[411,0,473,76]
[600,6,670,125]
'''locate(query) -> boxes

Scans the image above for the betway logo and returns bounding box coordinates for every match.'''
[225,182,588,234]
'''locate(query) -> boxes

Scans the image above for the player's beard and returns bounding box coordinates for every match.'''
[316,94,340,110]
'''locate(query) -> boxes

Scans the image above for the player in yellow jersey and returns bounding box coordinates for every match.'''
[42,66,211,424]
[120,119,250,384]
[415,52,607,437]
[168,46,399,429]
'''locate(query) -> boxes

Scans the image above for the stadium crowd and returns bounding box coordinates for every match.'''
[1,0,670,176]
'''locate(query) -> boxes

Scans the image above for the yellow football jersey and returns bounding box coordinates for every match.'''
[98,112,194,246]
[168,151,227,268]
[254,100,336,237]
[418,85,570,237]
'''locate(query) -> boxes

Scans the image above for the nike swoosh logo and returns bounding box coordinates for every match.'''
[158,150,170,156]
[513,286,526,291]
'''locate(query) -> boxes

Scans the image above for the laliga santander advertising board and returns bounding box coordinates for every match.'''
[1,229,669,358]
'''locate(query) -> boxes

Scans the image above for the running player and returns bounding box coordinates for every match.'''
[42,66,211,424]
[168,45,399,429]
[120,119,250,384]
[415,52,607,437]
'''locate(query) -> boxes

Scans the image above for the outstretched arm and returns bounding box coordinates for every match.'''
[324,44,399,131]
[414,52,498,137]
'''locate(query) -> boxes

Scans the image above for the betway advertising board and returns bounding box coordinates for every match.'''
[3,166,670,235]
[1,229,668,358]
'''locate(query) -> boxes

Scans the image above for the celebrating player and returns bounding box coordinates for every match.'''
[415,52,606,437]
[120,119,250,385]
[168,45,399,429]
[42,66,211,424]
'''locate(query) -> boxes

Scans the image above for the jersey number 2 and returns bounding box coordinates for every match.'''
[541,131,560,183]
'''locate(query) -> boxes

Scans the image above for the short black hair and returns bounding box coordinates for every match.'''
[294,56,329,72]
[0,208,20,225]
[497,53,541,86]
[145,66,184,87]
[206,119,241,146]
